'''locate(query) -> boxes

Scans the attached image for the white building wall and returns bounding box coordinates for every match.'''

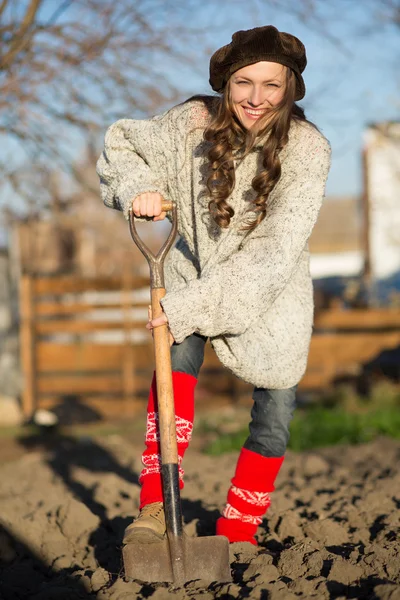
[365,123,400,280]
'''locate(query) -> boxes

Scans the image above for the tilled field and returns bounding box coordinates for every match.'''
[0,433,399,599]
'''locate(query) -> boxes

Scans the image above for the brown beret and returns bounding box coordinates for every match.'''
[209,26,307,101]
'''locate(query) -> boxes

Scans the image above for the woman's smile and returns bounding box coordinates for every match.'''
[241,106,268,120]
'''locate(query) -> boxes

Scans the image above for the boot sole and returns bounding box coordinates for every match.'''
[123,526,166,545]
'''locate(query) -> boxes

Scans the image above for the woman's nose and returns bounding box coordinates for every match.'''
[248,86,263,106]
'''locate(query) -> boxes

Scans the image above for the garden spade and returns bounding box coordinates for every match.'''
[123,201,231,586]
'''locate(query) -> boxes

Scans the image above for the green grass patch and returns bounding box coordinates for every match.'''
[289,406,400,451]
[204,405,400,456]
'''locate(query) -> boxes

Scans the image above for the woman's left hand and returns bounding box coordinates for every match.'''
[146,306,175,346]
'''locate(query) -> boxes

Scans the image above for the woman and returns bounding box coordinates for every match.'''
[96,25,331,546]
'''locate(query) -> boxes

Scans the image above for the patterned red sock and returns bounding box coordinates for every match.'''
[139,371,196,509]
[216,448,284,545]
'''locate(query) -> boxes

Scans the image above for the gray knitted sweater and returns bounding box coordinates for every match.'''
[96,97,331,389]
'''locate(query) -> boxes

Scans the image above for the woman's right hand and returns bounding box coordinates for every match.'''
[147,306,175,346]
[131,192,167,222]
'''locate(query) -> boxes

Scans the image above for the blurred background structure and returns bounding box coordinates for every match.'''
[0,0,399,427]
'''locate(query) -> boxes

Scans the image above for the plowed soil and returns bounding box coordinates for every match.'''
[0,432,399,599]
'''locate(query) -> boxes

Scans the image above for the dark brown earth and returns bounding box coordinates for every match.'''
[0,429,399,599]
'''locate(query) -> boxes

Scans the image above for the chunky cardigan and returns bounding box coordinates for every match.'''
[96,97,331,389]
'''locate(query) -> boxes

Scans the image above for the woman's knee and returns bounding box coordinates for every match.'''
[244,386,297,457]
[170,333,207,378]
[252,387,297,422]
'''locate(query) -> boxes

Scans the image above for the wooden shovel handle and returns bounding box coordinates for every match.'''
[151,287,177,465]
[160,201,173,212]
[146,203,176,464]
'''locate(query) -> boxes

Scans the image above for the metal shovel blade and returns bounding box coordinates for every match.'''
[123,534,232,584]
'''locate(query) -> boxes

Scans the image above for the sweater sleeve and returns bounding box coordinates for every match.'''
[96,110,176,220]
[160,137,331,343]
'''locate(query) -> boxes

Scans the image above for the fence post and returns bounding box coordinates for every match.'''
[122,264,136,414]
[20,274,36,420]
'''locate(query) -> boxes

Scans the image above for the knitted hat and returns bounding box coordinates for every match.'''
[209,26,307,101]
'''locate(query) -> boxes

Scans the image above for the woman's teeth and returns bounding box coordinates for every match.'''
[243,107,266,118]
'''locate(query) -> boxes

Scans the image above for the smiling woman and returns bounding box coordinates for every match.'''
[203,26,308,233]
[97,24,331,548]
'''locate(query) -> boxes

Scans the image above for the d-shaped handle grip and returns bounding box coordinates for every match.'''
[129,201,178,289]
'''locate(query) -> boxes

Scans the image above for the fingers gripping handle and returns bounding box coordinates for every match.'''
[131,200,173,220]
[128,201,177,289]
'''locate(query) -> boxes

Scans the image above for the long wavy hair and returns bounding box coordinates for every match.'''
[203,67,311,233]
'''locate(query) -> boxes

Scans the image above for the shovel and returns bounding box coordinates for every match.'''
[123,201,231,586]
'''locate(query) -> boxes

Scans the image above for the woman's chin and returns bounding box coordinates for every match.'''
[239,117,259,130]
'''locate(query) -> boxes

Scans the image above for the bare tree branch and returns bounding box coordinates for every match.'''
[0,0,8,20]
[0,0,208,215]
[0,0,41,71]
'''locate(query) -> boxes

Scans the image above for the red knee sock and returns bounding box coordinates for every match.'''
[139,371,196,509]
[216,448,284,545]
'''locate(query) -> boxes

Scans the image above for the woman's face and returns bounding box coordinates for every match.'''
[229,61,286,130]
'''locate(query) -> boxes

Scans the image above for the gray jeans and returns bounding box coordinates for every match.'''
[171,333,297,457]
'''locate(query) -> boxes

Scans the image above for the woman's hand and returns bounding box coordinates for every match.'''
[131,192,167,221]
[146,306,175,346]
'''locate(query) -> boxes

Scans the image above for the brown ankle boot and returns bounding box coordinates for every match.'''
[123,502,166,544]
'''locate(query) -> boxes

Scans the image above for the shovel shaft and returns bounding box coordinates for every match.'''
[151,286,182,526]
[151,287,185,583]
[151,288,178,465]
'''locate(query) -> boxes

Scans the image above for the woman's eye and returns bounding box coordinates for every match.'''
[236,81,248,85]
[266,83,279,88]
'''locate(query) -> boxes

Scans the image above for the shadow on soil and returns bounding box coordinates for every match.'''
[0,522,94,599]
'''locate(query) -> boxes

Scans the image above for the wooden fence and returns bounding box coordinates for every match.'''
[19,274,400,421]
[307,308,400,390]
[19,274,243,420]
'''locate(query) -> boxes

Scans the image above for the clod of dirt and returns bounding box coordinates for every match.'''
[328,557,364,584]
[374,583,400,600]
[302,453,330,477]
[275,512,303,541]
[303,517,350,546]
[91,567,110,591]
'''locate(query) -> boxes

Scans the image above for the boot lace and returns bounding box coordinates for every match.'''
[141,502,163,519]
